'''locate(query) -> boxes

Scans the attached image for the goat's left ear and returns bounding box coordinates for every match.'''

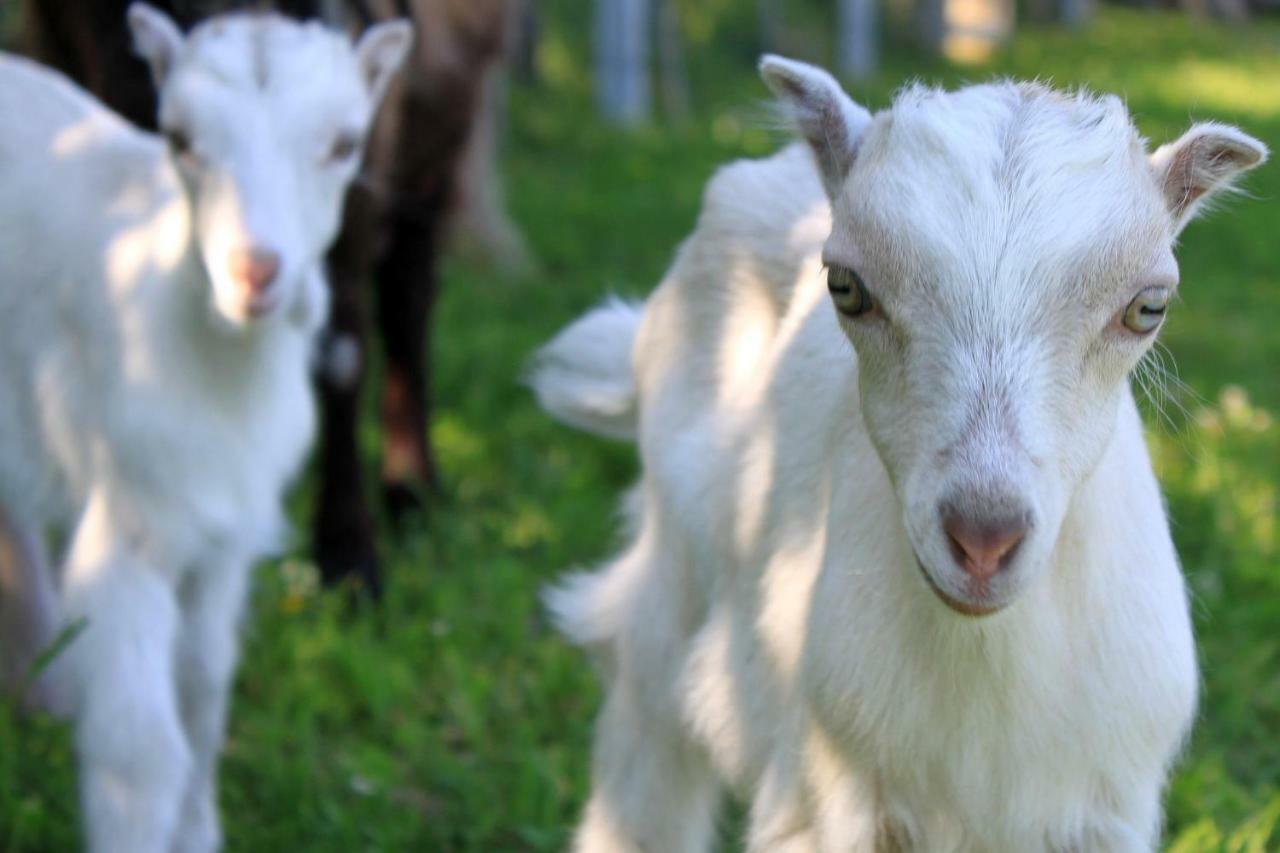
[127,3,185,86]
[759,55,873,201]
[1150,122,1268,235]
[356,20,414,106]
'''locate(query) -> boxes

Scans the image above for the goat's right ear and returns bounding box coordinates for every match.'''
[356,20,414,107]
[1150,122,1268,235]
[759,55,872,201]
[127,3,184,86]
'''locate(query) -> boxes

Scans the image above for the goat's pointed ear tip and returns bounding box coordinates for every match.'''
[1231,130,1268,169]
[385,19,415,41]
[759,55,808,79]
[757,56,779,82]
[126,2,166,27]
[759,56,810,97]
[1193,122,1268,167]
[127,1,183,69]
[358,18,415,64]
[367,18,414,45]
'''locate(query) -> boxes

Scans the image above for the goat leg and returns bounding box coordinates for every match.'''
[313,187,383,596]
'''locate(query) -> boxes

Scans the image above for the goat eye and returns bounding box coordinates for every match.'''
[328,133,360,163]
[164,128,193,158]
[1122,286,1169,334]
[828,266,873,318]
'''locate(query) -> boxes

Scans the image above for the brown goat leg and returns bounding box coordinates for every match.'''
[313,190,383,596]
[375,194,447,523]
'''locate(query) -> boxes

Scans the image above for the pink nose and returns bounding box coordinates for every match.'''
[943,511,1028,582]
[227,248,280,296]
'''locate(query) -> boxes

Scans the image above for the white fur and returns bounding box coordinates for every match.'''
[536,58,1267,852]
[529,298,644,441]
[0,7,409,852]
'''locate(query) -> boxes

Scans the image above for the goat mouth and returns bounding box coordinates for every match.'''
[244,292,281,318]
[914,556,1005,618]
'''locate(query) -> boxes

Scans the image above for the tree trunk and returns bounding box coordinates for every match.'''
[1057,0,1093,27]
[448,65,534,272]
[511,0,540,83]
[758,0,781,53]
[918,0,1014,63]
[656,0,689,121]
[838,0,878,81]
[595,0,651,124]
[915,0,946,52]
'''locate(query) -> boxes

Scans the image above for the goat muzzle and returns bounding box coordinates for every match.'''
[228,247,281,298]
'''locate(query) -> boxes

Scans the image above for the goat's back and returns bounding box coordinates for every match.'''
[635,143,832,435]
[0,54,176,522]
[0,53,172,324]
[0,53,165,233]
[0,54,131,159]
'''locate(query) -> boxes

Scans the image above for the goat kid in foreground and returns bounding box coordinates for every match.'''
[0,6,409,851]
[533,58,1267,852]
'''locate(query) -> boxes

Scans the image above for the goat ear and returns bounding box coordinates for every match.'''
[1150,122,1267,235]
[356,20,414,106]
[759,54,872,201]
[127,3,185,86]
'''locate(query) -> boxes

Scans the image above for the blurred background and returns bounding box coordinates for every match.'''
[0,0,1277,850]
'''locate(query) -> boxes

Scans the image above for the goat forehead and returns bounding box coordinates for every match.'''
[840,83,1167,309]
[865,82,1143,189]
[179,14,362,103]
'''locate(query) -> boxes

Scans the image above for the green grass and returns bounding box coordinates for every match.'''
[3,6,1279,850]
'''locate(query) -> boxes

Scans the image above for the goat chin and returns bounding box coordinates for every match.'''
[536,135,1199,852]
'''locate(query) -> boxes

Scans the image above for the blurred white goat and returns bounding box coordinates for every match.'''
[0,5,409,851]
[533,57,1267,852]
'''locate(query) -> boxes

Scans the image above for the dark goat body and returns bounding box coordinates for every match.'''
[20,0,519,594]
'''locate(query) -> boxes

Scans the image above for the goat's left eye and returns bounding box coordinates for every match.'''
[328,133,361,163]
[1122,286,1170,334]
[163,128,195,160]
[828,266,874,318]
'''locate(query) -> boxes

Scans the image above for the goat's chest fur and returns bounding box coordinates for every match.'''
[2,259,314,568]
[801,478,1195,851]
[658,286,1196,852]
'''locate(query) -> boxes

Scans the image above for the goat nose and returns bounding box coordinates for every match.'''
[942,510,1028,582]
[228,248,280,295]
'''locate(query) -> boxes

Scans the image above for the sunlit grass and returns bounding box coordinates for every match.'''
[1146,385,1280,849]
[1141,59,1280,118]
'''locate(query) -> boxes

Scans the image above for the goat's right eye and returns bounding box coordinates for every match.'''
[828,266,873,318]
[327,132,361,163]
[164,128,194,159]
[1122,286,1170,334]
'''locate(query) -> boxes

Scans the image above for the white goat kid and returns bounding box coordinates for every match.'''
[534,57,1267,852]
[0,6,410,852]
